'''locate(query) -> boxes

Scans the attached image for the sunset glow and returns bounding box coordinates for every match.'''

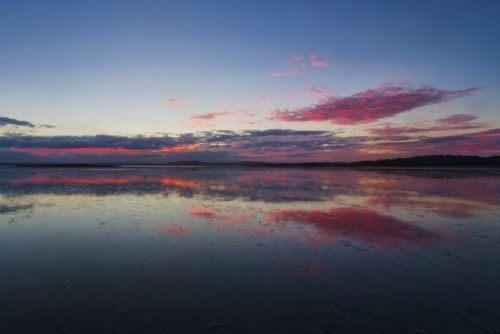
[0,1,498,163]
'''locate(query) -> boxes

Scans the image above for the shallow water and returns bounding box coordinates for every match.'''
[1,167,500,333]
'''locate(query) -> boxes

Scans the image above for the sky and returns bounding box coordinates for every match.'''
[1,0,499,163]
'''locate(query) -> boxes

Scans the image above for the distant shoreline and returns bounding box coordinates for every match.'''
[1,155,500,169]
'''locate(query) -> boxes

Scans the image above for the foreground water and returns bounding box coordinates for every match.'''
[0,167,499,333]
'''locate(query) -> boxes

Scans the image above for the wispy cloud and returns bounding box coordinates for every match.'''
[368,114,484,138]
[270,70,302,78]
[190,111,235,121]
[305,86,331,96]
[438,114,476,125]
[160,97,190,108]
[191,110,254,120]
[270,53,329,78]
[38,124,56,129]
[364,128,500,157]
[288,55,304,63]
[270,86,478,125]
[189,109,255,127]
[308,54,328,67]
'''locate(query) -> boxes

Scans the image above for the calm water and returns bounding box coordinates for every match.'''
[1,167,500,333]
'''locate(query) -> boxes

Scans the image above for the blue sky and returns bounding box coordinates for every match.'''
[0,0,499,162]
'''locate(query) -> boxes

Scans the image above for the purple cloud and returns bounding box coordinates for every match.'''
[271,86,478,125]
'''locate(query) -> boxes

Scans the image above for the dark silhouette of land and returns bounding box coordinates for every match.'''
[1,155,500,168]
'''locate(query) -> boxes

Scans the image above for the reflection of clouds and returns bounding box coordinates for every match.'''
[189,204,254,230]
[9,174,199,189]
[357,174,500,218]
[187,202,446,250]
[357,173,500,206]
[1,168,362,202]
[267,207,444,249]
[189,207,217,219]
[160,177,200,189]
[1,168,499,220]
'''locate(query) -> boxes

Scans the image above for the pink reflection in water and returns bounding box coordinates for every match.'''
[267,207,444,249]
[189,204,254,231]
[159,177,200,189]
[9,174,199,189]
[5,169,499,221]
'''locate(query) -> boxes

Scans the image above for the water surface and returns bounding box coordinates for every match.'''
[1,167,500,333]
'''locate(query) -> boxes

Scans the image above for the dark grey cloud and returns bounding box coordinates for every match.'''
[0,116,55,129]
[423,135,472,144]
[0,130,341,150]
[0,134,184,149]
[0,130,361,163]
[243,129,331,137]
[0,117,35,128]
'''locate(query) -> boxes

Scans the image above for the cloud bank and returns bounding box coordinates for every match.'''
[0,124,498,163]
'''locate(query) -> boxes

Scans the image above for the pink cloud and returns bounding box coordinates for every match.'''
[270,54,329,78]
[270,86,478,125]
[308,54,328,67]
[190,111,234,121]
[160,97,190,108]
[190,109,255,122]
